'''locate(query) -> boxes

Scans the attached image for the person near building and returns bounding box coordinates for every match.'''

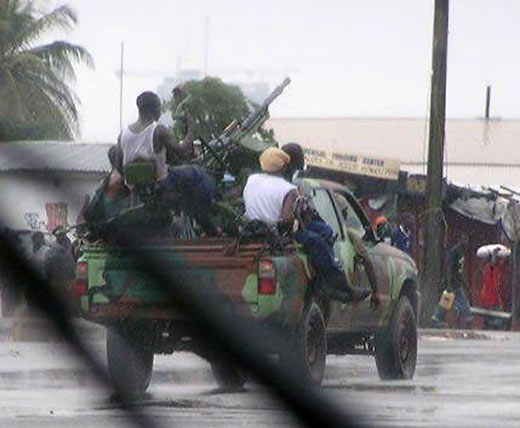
[479,247,508,329]
[0,229,22,317]
[431,238,473,328]
[30,232,50,277]
[45,231,76,305]
[106,144,127,200]
[391,217,412,255]
[243,147,370,304]
[373,216,392,244]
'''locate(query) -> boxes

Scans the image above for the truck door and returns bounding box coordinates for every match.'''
[315,190,389,332]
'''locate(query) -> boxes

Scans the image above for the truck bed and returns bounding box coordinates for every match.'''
[78,237,306,324]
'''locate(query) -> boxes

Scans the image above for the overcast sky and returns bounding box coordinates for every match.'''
[45,0,520,142]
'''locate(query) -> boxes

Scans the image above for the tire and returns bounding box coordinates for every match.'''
[106,327,154,398]
[375,296,417,380]
[280,300,327,386]
[210,361,248,391]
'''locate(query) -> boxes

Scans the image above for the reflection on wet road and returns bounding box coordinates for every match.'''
[0,331,518,427]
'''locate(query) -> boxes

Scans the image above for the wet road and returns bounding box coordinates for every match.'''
[0,330,518,428]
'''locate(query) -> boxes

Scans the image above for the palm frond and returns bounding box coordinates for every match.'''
[8,4,77,55]
[0,67,24,120]
[17,65,80,134]
[0,1,91,141]
[30,41,94,80]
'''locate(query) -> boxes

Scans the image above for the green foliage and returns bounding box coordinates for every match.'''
[172,77,250,141]
[165,76,277,180]
[168,77,277,147]
[0,0,93,141]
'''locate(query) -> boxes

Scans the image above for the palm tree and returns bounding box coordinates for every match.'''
[0,0,93,140]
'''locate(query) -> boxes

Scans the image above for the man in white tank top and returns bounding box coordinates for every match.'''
[116,91,194,182]
[112,91,222,236]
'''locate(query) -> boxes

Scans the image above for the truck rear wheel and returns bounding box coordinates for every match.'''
[107,328,154,398]
[375,296,417,380]
[280,300,327,385]
[210,360,248,391]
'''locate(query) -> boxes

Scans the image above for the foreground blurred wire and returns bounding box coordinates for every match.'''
[0,229,164,428]
[101,222,362,428]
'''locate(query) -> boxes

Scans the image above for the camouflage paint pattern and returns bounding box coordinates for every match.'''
[78,178,418,332]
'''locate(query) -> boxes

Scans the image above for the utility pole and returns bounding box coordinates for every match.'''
[421,0,449,325]
[485,85,491,119]
[119,42,125,132]
[203,16,209,76]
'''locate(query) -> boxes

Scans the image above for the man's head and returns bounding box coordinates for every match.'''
[136,91,161,121]
[57,233,71,249]
[374,216,388,230]
[281,143,305,179]
[52,227,71,248]
[32,232,45,250]
[259,147,291,174]
[172,83,188,102]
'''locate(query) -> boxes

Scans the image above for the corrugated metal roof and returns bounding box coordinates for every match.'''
[0,141,112,173]
[403,163,520,188]
[268,117,520,164]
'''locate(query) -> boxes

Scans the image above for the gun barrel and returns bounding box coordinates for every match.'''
[202,77,291,170]
[260,77,291,109]
[241,77,291,132]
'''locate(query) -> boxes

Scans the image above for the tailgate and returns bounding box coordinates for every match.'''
[82,239,262,308]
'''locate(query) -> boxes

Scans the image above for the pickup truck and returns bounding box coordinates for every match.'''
[76,178,419,396]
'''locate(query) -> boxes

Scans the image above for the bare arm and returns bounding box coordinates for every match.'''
[281,189,299,222]
[348,229,378,293]
[115,134,123,173]
[154,123,194,163]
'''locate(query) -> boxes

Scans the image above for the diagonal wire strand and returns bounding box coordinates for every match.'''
[0,144,364,428]
[0,229,165,428]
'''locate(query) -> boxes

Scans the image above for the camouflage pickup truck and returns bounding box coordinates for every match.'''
[76,178,419,396]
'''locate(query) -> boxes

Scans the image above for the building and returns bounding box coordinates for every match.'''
[268,117,520,188]
[0,141,111,232]
[268,117,520,328]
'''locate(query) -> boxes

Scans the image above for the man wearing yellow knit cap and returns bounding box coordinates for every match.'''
[243,146,369,304]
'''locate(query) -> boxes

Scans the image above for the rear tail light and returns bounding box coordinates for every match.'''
[258,260,276,295]
[76,262,88,297]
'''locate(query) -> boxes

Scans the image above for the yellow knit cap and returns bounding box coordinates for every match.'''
[259,147,290,173]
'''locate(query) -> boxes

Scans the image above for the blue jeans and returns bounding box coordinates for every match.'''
[296,220,343,278]
[157,165,218,236]
[454,287,473,321]
[157,165,216,210]
[432,287,473,325]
